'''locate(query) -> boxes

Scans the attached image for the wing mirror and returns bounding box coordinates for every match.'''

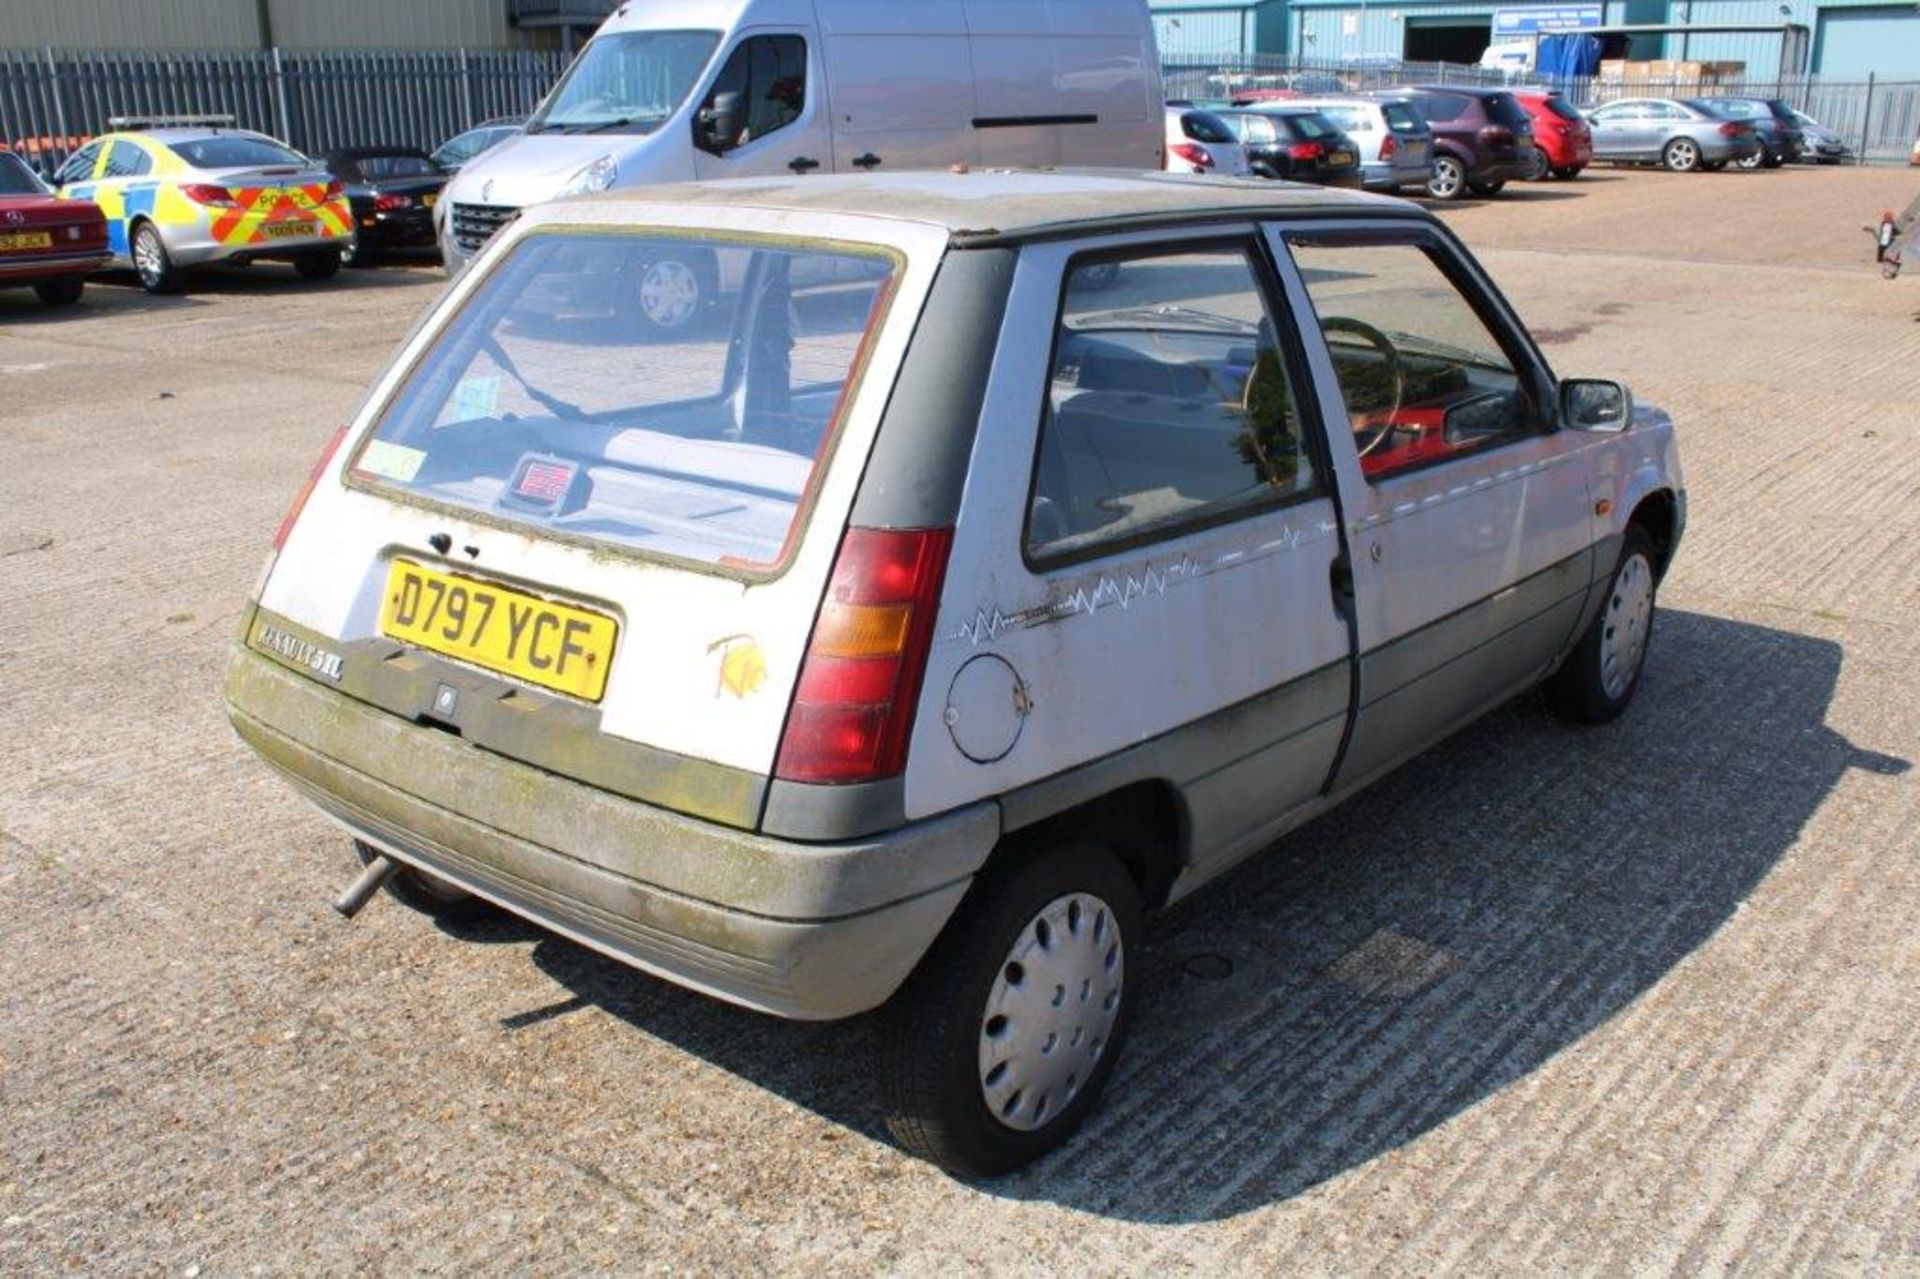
[1561,378,1632,432]
[698,90,746,154]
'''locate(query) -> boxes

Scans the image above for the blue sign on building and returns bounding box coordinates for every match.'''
[1491,4,1603,37]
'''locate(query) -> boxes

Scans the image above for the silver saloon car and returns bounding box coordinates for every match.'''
[1585,98,1762,172]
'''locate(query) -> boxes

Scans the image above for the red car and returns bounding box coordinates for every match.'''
[0,149,109,307]
[1513,89,1592,180]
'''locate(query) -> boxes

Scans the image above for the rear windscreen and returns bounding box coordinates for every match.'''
[172,136,308,169]
[1485,93,1532,130]
[1542,96,1584,121]
[1314,105,1372,132]
[353,232,899,575]
[1381,102,1425,133]
[1182,111,1237,144]
[1284,113,1337,139]
[354,154,440,179]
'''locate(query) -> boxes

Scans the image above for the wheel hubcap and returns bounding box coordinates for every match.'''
[639,258,700,329]
[978,892,1124,1132]
[1431,161,1461,197]
[1600,553,1654,699]
[1672,141,1697,169]
[134,230,163,281]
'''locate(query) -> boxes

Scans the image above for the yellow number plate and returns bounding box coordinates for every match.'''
[0,231,54,251]
[379,560,618,702]
[423,193,438,208]
[259,221,316,239]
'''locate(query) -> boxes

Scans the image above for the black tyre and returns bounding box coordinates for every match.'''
[879,842,1144,1178]
[1521,149,1549,181]
[1736,145,1765,171]
[1467,178,1506,196]
[295,250,343,281]
[1760,150,1785,169]
[1552,165,1584,180]
[33,277,84,307]
[342,234,379,269]
[1545,524,1659,725]
[1426,154,1467,200]
[131,221,185,294]
[1662,137,1702,173]
[353,839,499,925]
[1700,159,1729,172]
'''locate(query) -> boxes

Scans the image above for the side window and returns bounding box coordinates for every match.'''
[1413,93,1467,123]
[1027,244,1321,563]
[1285,235,1540,482]
[103,141,152,179]
[697,35,806,153]
[55,141,103,186]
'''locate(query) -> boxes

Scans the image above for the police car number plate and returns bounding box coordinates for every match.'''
[379,560,618,702]
[260,222,317,239]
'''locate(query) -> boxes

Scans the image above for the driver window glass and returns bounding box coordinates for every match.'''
[1027,245,1320,564]
[1285,236,1534,482]
[704,35,806,150]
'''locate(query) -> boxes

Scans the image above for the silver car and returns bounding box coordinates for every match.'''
[1790,109,1852,164]
[1288,96,1434,193]
[1585,98,1762,172]
[51,121,352,294]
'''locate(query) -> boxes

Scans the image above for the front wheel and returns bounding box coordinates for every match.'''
[1545,525,1659,724]
[295,249,343,281]
[879,842,1143,1177]
[33,277,84,306]
[1426,155,1466,201]
[1662,137,1702,173]
[634,252,711,336]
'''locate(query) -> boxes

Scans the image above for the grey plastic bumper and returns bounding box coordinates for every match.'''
[225,647,1000,1019]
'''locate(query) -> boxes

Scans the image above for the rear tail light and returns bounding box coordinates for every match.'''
[774,527,954,784]
[273,425,349,553]
[1288,141,1325,160]
[373,192,413,211]
[1380,132,1397,159]
[181,183,238,207]
[1478,125,1515,146]
[1718,122,1743,137]
[323,179,344,200]
[1169,141,1214,169]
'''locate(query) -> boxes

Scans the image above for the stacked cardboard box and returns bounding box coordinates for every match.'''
[1596,58,1746,89]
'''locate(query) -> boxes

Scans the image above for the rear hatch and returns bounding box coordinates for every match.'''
[252,209,942,826]
[201,164,345,244]
[1481,92,1535,160]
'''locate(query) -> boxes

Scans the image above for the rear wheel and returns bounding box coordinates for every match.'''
[131,221,185,294]
[1521,149,1549,181]
[1662,137,1702,173]
[879,841,1143,1177]
[1468,178,1506,196]
[353,839,499,925]
[1700,159,1729,172]
[295,250,343,281]
[1552,165,1584,180]
[1736,145,1765,170]
[342,233,379,269]
[32,277,84,307]
[1760,149,1785,169]
[1426,155,1466,200]
[1545,525,1659,724]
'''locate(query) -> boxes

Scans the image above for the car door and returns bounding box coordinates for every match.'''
[1270,220,1595,793]
[690,32,831,180]
[909,230,1354,881]
[1587,101,1645,159]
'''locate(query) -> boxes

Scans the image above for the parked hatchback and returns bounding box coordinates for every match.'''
[1691,97,1804,168]
[1586,98,1761,172]
[1288,96,1435,193]
[1164,106,1252,175]
[1511,88,1592,179]
[1365,86,1536,199]
[225,171,1685,1178]
[319,147,447,267]
[1221,108,1362,186]
[1789,108,1850,163]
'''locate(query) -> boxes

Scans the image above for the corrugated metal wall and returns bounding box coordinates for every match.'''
[0,0,548,51]
[1292,2,1512,62]
[1154,9,1257,57]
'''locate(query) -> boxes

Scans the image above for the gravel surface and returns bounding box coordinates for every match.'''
[1,165,1916,1274]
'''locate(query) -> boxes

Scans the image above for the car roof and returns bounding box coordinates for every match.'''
[564,170,1408,246]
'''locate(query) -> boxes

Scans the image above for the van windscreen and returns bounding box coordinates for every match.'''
[527,29,720,134]
[353,232,900,575]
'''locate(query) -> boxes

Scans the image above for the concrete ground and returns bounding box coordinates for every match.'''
[2,163,1916,1274]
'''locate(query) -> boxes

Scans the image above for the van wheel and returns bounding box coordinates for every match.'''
[132,221,185,294]
[635,252,709,335]
[1545,525,1658,725]
[353,839,499,925]
[1427,155,1466,200]
[879,842,1143,1177]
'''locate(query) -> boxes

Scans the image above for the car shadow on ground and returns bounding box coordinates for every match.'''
[509,607,1905,1218]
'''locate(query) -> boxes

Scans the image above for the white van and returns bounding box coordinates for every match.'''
[439,0,1164,305]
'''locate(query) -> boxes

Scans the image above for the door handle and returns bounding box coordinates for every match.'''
[852,152,883,170]
[787,156,821,173]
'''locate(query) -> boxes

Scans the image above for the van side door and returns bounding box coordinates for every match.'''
[690,32,832,179]
[1269,220,1595,793]
[908,232,1354,887]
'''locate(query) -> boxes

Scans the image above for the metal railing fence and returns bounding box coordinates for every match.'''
[0,46,569,173]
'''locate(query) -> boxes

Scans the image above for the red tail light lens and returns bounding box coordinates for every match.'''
[775,527,954,784]
[181,183,237,207]
[323,179,344,200]
[1288,141,1324,160]
[1380,132,1398,159]
[1719,122,1743,137]
[1479,125,1515,145]
[1169,141,1214,169]
[373,192,412,211]
[273,425,349,552]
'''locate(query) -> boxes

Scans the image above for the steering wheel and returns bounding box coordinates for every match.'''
[1321,316,1406,457]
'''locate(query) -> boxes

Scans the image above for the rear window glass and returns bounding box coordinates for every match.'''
[1182,111,1236,144]
[353,154,440,179]
[1313,105,1372,132]
[1284,112,1337,139]
[171,136,308,169]
[0,152,46,195]
[1381,102,1425,133]
[354,232,899,575]
[1542,96,1584,121]
[1485,93,1532,130]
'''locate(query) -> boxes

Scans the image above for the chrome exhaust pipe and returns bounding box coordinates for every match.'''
[334,852,401,919]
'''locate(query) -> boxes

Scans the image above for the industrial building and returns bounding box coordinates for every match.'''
[1151,0,1920,77]
[0,0,616,51]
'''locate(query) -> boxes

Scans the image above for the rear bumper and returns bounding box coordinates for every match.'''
[0,250,110,281]
[224,646,998,1019]
[1361,158,1432,191]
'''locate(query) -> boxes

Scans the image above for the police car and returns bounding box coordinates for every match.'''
[53,116,351,294]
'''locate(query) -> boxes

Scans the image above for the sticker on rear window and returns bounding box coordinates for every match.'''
[356,439,426,483]
[447,375,500,424]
